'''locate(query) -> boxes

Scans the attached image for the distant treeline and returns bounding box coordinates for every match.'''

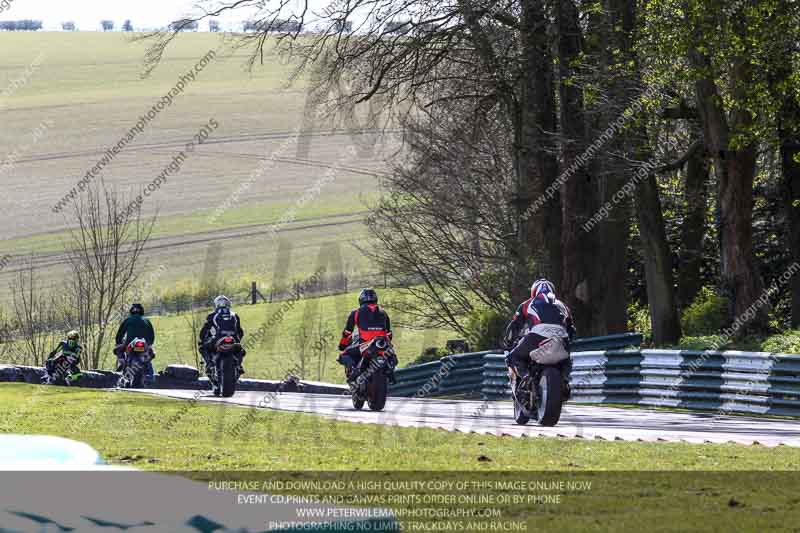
[0,20,43,31]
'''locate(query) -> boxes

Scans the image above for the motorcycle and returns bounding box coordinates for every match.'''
[42,353,81,386]
[348,335,397,412]
[207,335,243,397]
[116,338,154,389]
[507,324,571,426]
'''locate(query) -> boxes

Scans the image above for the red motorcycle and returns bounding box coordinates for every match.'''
[348,335,397,411]
[115,338,154,389]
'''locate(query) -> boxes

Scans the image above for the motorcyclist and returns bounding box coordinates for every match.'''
[114,303,156,380]
[504,279,576,397]
[199,295,246,377]
[337,288,394,383]
[44,330,82,384]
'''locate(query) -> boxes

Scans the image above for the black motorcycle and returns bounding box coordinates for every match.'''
[116,338,154,389]
[348,335,397,411]
[507,325,571,426]
[207,336,243,397]
[42,353,81,386]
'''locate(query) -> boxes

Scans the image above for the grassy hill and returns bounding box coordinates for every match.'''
[0,32,395,301]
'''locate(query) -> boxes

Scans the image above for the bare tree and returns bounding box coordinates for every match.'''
[9,258,62,366]
[293,322,310,379]
[62,181,155,368]
[0,310,15,365]
[367,96,518,333]
[184,309,205,370]
[314,318,334,382]
[138,0,560,318]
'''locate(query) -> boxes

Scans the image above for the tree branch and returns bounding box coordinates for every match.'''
[655,139,705,174]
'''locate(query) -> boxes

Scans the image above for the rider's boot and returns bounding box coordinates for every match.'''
[345,365,358,385]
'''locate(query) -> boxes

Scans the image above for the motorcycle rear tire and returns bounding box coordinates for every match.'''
[131,370,144,389]
[536,367,563,426]
[367,374,388,412]
[220,357,237,398]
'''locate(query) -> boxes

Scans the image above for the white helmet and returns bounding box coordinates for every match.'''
[531,279,556,300]
[214,295,231,309]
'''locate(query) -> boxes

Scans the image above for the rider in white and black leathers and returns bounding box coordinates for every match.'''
[504,279,576,389]
[199,295,246,374]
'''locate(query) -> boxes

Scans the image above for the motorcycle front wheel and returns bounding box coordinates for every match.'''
[512,378,531,425]
[352,394,365,410]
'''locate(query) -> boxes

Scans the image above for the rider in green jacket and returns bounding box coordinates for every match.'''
[43,330,82,384]
[114,303,156,378]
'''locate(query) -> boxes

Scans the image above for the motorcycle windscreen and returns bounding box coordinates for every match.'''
[529,337,570,365]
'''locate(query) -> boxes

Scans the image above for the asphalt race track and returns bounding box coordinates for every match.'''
[143,390,800,447]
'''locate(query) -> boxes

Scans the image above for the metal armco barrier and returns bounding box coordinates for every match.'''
[390,351,492,397]
[570,349,800,417]
[484,349,800,417]
[391,333,643,398]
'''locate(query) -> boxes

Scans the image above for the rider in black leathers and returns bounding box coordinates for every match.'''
[199,295,246,376]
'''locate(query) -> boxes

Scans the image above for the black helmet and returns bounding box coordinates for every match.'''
[358,288,378,305]
[129,303,144,315]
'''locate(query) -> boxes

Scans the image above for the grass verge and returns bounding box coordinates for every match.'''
[4,385,799,471]
[2,384,799,531]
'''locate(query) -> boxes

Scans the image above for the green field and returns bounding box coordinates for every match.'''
[0,31,395,300]
[0,32,429,377]
[2,384,799,531]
